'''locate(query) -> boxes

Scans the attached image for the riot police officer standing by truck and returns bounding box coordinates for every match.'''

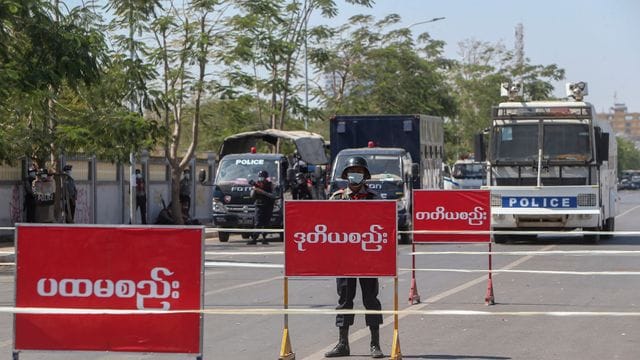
[248,170,276,245]
[326,156,384,358]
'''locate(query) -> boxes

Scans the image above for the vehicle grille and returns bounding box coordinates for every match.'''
[226,204,256,213]
[577,193,596,207]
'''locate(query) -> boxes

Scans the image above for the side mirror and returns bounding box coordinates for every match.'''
[198,169,207,184]
[474,133,486,162]
[411,163,419,176]
[596,131,609,165]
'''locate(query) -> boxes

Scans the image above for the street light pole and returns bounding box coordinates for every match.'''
[303,4,309,130]
[406,17,446,29]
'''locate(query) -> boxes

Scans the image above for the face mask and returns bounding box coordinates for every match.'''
[258,177,265,182]
[136,174,142,179]
[40,175,47,180]
[65,170,71,175]
[29,171,36,177]
[347,172,365,185]
[184,174,190,179]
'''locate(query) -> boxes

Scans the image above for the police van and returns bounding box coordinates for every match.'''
[211,152,288,242]
[207,129,328,242]
[443,159,486,190]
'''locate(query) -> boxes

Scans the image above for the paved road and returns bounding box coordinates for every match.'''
[1,192,640,359]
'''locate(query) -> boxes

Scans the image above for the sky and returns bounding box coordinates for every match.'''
[69,0,639,113]
[316,0,640,113]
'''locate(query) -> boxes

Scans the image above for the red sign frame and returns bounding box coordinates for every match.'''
[14,224,203,355]
[285,200,397,277]
[413,190,491,243]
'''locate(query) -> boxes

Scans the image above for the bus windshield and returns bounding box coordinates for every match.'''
[216,158,279,184]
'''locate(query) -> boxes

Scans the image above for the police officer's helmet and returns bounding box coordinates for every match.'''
[258,170,269,178]
[63,164,72,171]
[340,156,371,180]
[38,168,49,176]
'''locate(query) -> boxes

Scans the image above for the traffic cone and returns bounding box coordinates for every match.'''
[408,278,421,305]
[484,277,495,306]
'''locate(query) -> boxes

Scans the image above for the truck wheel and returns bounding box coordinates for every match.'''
[584,228,600,244]
[241,233,250,239]
[218,231,230,242]
[493,235,508,244]
[602,218,615,239]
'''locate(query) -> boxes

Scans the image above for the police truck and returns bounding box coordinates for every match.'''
[479,82,617,243]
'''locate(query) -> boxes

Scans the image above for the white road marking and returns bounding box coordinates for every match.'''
[204,275,282,297]
[301,244,556,360]
[617,204,640,218]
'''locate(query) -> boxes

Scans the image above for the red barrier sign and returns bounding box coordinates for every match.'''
[14,225,203,354]
[285,200,397,277]
[413,190,491,243]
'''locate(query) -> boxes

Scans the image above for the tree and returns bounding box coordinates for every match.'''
[310,14,457,117]
[0,1,107,166]
[617,137,640,175]
[108,0,233,223]
[229,0,373,138]
[446,39,564,161]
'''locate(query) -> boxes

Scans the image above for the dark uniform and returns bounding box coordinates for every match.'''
[326,156,384,358]
[329,187,383,327]
[135,169,147,224]
[63,164,77,223]
[248,170,275,245]
[180,168,192,210]
[24,167,37,222]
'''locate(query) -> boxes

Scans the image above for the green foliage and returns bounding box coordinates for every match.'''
[311,14,457,118]
[617,137,640,175]
[446,39,565,161]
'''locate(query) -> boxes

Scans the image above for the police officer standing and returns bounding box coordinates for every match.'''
[24,165,37,222]
[135,169,147,224]
[63,164,77,223]
[326,156,384,358]
[248,170,276,245]
[180,167,192,210]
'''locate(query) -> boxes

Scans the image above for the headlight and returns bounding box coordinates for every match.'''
[212,199,227,213]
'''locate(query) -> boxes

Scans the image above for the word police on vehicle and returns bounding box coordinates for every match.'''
[235,159,264,165]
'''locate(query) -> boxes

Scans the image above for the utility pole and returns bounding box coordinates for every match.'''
[515,23,524,79]
[128,10,136,225]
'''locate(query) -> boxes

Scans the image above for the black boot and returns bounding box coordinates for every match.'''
[325,326,350,357]
[369,326,383,358]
